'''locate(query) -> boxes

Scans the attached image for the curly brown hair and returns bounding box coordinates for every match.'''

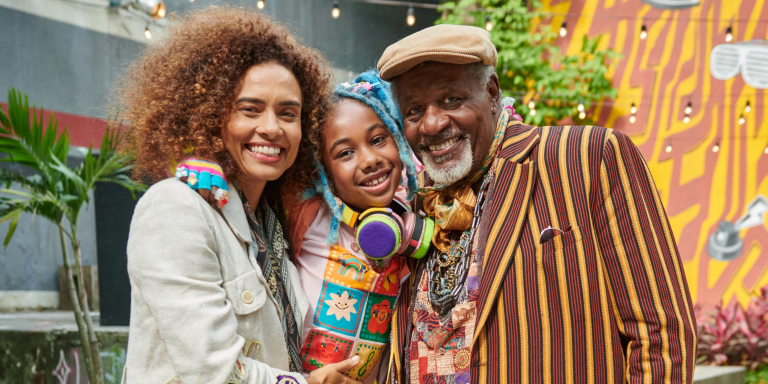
[120,6,330,193]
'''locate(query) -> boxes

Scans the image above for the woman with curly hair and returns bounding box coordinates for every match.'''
[121,7,361,384]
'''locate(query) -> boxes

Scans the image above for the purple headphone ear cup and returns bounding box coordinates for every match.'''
[356,212,404,259]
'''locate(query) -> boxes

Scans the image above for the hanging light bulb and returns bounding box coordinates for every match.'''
[257,0,264,9]
[684,116,690,124]
[579,110,586,119]
[764,144,768,155]
[406,5,416,26]
[559,21,567,37]
[485,15,493,31]
[630,102,637,114]
[144,25,152,39]
[665,142,673,153]
[530,108,537,116]
[739,114,746,125]
[332,1,340,19]
[131,0,166,19]
[528,100,535,109]
[640,24,647,40]
[712,142,720,153]
[629,114,637,124]
[577,99,585,112]
[726,25,733,42]
[685,101,692,115]
[745,100,751,114]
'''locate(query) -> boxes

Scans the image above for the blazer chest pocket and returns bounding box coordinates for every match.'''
[223,270,267,315]
[540,225,583,256]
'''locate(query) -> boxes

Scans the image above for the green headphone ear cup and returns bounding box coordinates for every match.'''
[412,217,435,260]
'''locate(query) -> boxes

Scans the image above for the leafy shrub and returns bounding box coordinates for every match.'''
[697,286,768,377]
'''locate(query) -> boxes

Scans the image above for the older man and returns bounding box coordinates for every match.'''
[377,25,696,384]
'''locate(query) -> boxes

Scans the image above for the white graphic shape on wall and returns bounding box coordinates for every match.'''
[710,40,768,88]
[641,0,699,9]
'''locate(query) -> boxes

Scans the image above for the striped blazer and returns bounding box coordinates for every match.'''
[386,122,697,383]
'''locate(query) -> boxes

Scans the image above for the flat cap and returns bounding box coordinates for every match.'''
[377,24,497,81]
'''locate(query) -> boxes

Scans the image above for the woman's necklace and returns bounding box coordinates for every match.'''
[426,166,495,320]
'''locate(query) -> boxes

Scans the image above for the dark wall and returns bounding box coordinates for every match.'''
[0,7,144,117]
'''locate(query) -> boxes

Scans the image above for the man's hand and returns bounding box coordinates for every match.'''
[305,355,363,384]
[175,159,229,209]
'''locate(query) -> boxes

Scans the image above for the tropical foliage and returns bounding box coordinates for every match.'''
[437,0,621,126]
[696,286,768,383]
[0,89,144,384]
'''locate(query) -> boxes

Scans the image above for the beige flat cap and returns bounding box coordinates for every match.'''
[377,24,497,81]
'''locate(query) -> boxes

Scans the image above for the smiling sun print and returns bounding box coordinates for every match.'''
[325,291,358,321]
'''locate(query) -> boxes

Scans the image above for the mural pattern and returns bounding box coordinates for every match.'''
[543,0,768,307]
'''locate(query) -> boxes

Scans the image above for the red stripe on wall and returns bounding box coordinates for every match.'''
[1,102,108,149]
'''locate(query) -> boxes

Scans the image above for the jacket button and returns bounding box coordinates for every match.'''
[241,291,254,304]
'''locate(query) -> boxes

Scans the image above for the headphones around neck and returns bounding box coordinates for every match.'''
[339,199,434,262]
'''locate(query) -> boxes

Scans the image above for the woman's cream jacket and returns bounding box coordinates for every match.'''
[123,179,309,384]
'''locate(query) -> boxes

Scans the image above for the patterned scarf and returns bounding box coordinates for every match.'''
[417,109,509,252]
[243,197,303,372]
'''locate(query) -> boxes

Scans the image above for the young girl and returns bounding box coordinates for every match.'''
[287,70,423,383]
[178,70,425,383]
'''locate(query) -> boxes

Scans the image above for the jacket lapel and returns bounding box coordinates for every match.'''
[218,182,253,246]
[472,126,540,346]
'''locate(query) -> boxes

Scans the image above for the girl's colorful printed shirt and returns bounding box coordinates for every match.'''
[296,199,410,383]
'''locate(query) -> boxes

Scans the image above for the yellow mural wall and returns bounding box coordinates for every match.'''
[543,0,768,307]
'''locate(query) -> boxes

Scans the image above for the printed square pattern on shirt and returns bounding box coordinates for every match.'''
[300,329,354,374]
[324,245,376,291]
[345,342,384,381]
[371,256,402,296]
[313,280,367,336]
[359,292,394,343]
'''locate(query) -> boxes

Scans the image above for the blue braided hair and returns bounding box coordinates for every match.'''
[307,69,419,244]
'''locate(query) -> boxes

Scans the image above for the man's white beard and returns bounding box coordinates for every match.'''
[419,140,474,186]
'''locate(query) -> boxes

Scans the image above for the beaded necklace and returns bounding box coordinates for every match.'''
[426,163,496,319]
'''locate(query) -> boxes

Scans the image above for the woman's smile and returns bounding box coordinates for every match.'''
[245,143,285,163]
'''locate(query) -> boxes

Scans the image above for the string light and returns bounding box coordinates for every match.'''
[630,102,637,114]
[144,25,151,39]
[684,116,691,124]
[332,1,340,18]
[666,142,673,153]
[406,4,415,26]
[579,110,586,119]
[629,114,637,124]
[685,101,692,115]
[764,144,768,155]
[559,21,567,37]
[739,114,746,125]
[577,99,585,112]
[712,142,720,153]
[726,23,733,42]
[530,108,537,116]
[745,100,751,113]
[640,24,647,40]
[485,15,493,31]
[257,0,264,9]
[528,100,535,109]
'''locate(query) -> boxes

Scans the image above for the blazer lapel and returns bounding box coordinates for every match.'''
[472,129,539,346]
[218,182,253,246]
